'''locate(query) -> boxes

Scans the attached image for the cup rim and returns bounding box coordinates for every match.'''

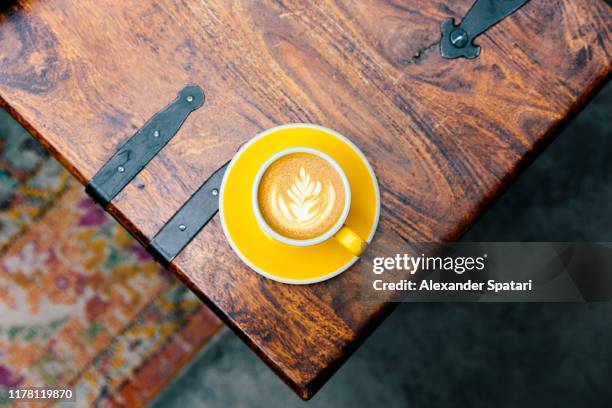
[252,146,352,246]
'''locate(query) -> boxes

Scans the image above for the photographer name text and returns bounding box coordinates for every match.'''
[373,279,533,292]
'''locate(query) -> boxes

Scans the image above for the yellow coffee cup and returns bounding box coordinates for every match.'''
[252,147,367,256]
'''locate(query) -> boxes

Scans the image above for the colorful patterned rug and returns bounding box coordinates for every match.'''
[0,110,222,407]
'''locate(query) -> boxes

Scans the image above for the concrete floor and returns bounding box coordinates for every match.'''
[150,81,612,407]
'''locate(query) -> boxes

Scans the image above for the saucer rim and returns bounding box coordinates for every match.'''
[219,123,381,285]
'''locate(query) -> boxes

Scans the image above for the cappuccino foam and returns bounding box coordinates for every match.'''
[257,152,346,240]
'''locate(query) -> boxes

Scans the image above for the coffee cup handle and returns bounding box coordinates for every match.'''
[334,226,367,257]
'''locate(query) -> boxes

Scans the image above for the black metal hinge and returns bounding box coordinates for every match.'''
[86,85,205,207]
[86,84,230,266]
[148,162,229,266]
[440,0,530,59]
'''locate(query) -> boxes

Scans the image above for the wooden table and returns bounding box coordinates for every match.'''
[0,0,609,399]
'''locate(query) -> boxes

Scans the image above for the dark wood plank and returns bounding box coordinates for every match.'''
[0,0,610,399]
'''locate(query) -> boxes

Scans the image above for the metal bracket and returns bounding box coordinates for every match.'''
[86,84,205,207]
[148,162,229,266]
[440,0,530,59]
[85,83,230,266]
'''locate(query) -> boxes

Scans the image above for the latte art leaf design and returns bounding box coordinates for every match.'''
[273,167,336,228]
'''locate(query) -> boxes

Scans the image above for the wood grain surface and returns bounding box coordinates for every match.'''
[0,0,610,399]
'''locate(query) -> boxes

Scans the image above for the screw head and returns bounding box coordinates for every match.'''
[186,95,194,102]
[450,28,469,48]
[211,188,219,196]
[117,166,125,173]
[178,224,187,231]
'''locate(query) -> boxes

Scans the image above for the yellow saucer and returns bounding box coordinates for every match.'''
[219,124,380,284]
